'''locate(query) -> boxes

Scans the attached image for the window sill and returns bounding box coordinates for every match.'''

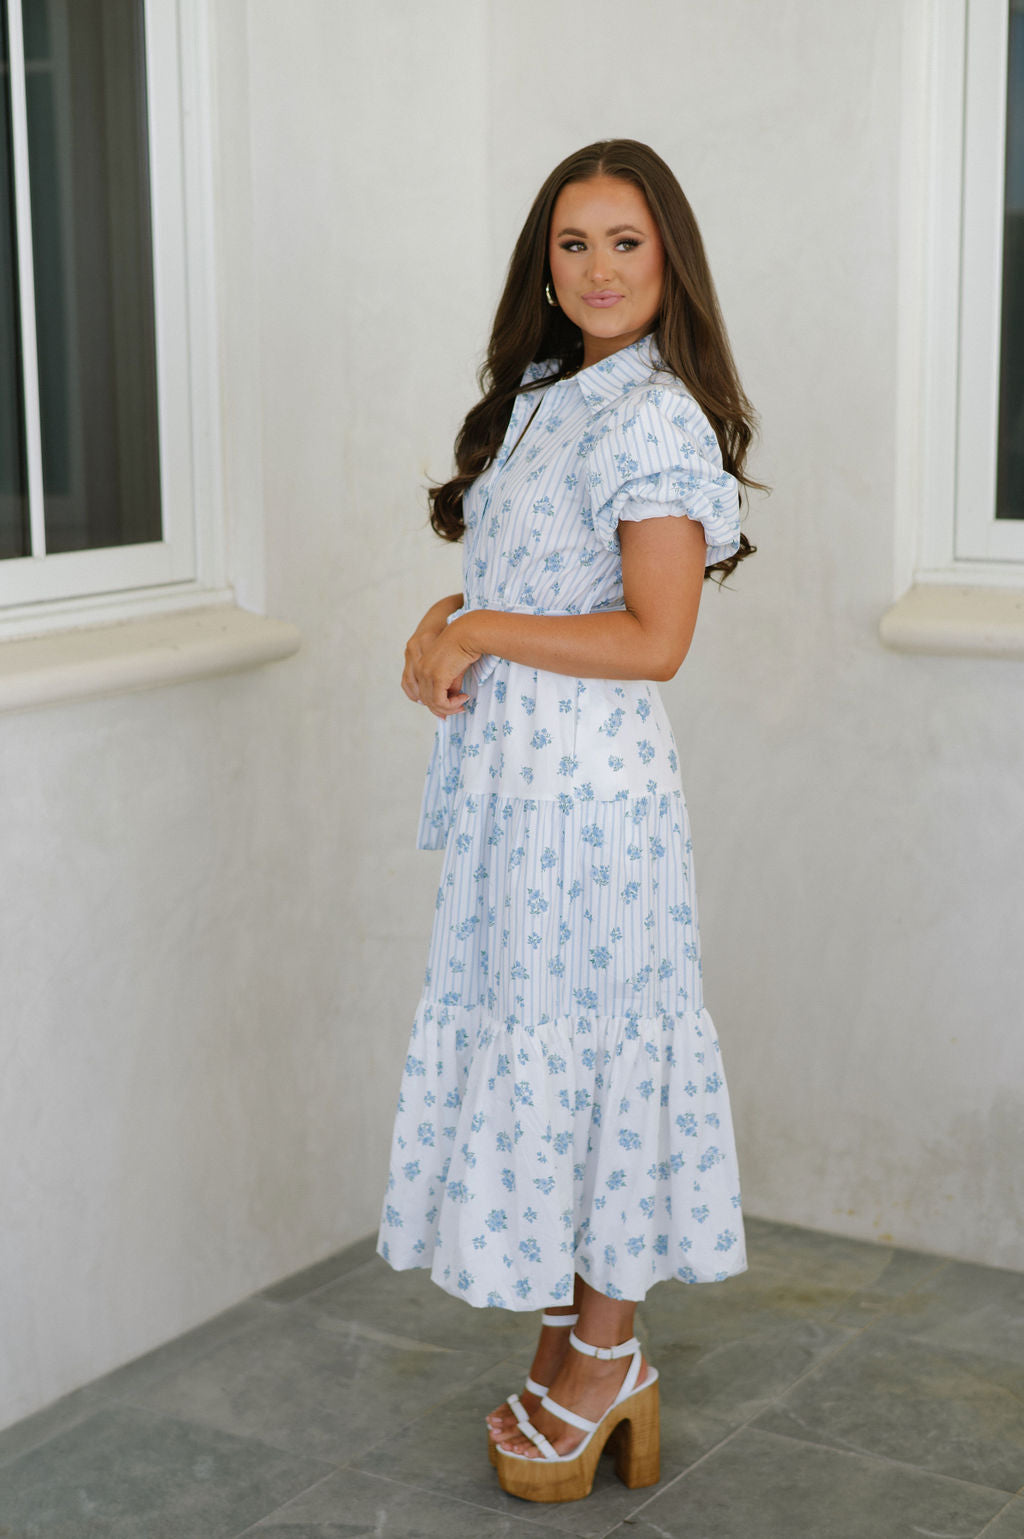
[879,583,1024,659]
[0,604,301,714]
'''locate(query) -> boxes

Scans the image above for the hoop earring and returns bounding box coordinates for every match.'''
[544,282,558,308]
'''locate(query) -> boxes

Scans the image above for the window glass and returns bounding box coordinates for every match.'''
[998,0,1024,518]
[0,0,30,559]
[20,0,162,556]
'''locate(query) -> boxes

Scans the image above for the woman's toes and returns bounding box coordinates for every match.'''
[498,1436,535,1458]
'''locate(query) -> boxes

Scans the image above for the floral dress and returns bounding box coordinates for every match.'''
[377,335,747,1309]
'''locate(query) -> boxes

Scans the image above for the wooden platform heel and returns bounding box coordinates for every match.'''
[493,1330,660,1504]
[486,1311,578,1467]
[607,1370,661,1489]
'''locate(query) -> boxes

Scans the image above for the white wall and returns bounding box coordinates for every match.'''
[3,0,1022,1434]
[0,0,486,1432]
[486,1,1024,1265]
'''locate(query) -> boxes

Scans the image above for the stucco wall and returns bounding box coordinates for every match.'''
[0,0,485,1432]
[487,0,1024,1264]
[2,0,1021,1434]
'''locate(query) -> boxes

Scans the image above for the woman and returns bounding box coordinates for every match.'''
[377,140,759,1504]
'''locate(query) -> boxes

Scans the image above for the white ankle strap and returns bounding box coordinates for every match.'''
[569,1329,640,1361]
[541,1311,579,1327]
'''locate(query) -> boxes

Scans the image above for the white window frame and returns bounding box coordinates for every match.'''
[955,0,1024,560]
[0,0,232,638]
[895,0,1024,599]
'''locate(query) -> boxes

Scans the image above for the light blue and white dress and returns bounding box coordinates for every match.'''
[378,335,747,1309]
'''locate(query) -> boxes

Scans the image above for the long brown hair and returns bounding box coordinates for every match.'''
[430,139,762,580]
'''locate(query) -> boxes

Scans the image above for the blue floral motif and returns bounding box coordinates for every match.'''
[380,337,745,1311]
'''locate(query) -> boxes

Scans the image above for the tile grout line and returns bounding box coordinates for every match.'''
[2,1229,1016,1539]
[699,1256,966,1445]
[724,1422,1022,1498]
[229,1461,610,1539]
[587,1296,873,1531]
[595,1279,1019,1539]
[0,1244,383,1468]
[296,1314,736,1539]
[0,1391,107,1474]
[605,1424,1019,1539]
[732,1291,1024,1492]
[0,1292,532,1496]
[260,1251,384,1308]
[0,1300,298,1470]
[316,1255,993,1532]
[345,1342,540,1467]
[973,1493,1023,1538]
[597,1421,751,1535]
[126,1358,526,1490]
[227,1466,348,1539]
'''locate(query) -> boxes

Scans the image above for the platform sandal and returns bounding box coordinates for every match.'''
[493,1329,660,1503]
[486,1311,578,1467]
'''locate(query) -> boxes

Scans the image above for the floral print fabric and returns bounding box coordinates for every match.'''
[378,337,747,1309]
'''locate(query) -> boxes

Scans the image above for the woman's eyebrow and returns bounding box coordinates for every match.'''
[555,224,645,238]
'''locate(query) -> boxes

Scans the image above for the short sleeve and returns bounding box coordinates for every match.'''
[583,384,741,567]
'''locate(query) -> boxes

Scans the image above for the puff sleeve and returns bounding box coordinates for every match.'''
[583,384,741,567]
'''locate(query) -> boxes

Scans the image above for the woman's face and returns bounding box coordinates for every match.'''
[548,175,665,367]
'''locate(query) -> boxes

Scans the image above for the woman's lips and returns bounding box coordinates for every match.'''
[582,291,623,308]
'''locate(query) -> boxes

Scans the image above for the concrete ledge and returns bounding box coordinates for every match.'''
[0,604,301,713]
[880,584,1024,658]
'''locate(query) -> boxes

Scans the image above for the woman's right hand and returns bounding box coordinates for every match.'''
[402,594,463,710]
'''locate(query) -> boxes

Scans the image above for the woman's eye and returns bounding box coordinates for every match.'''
[616,238,641,251]
[559,240,586,253]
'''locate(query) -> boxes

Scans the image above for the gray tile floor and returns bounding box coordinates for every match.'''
[1,1217,1023,1538]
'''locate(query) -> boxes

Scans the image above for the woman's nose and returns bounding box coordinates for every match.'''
[587,249,612,283]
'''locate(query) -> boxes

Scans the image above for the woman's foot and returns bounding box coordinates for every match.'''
[495,1339,652,1460]
[486,1310,577,1446]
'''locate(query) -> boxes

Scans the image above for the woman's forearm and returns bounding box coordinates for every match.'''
[455,607,679,683]
[416,592,464,634]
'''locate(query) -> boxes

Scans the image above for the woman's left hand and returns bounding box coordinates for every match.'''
[411,617,484,718]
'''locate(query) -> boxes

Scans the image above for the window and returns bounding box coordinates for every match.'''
[0,0,224,635]
[882,0,1024,652]
[955,0,1024,562]
[902,0,1024,586]
[996,2,1024,523]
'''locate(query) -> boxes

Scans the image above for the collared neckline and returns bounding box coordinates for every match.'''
[525,334,664,412]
